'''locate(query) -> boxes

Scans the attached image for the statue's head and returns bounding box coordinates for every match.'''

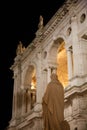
[50,73,58,81]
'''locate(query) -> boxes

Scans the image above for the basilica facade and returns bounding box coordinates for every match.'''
[7,0,87,130]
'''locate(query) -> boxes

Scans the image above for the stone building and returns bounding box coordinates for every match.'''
[7,0,87,130]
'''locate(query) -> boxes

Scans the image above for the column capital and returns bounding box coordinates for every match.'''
[71,15,77,22]
[66,47,72,52]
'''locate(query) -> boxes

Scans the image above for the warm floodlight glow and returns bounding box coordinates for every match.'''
[31,76,36,90]
[57,42,68,87]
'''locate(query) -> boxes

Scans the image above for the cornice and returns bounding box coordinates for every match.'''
[18,0,78,61]
[64,82,87,99]
[11,0,79,69]
[28,0,78,47]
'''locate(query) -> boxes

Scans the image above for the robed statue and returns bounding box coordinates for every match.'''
[42,73,70,130]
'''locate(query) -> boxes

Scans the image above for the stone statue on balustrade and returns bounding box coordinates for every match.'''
[38,15,44,29]
[16,41,25,55]
[42,73,70,130]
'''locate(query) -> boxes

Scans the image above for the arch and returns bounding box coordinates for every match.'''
[49,37,68,87]
[53,33,67,45]
[23,65,37,112]
[24,65,36,89]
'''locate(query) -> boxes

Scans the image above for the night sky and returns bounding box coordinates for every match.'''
[0,0,65,129]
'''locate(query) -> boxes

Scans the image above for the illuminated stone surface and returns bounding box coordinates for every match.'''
[8,0,87,130]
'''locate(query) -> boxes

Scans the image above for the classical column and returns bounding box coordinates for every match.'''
[47,67,51,83]
[34,74,42,111]
[79,39,87,75]
[21,85,31,114]
[67,48,73,80]
[12,75,18,119]
[21,88,25,115]
[71,15,79,76]
[42,69,47,97]
[27,88,31,111]
[71,15,78,47]
[31,91,36,108]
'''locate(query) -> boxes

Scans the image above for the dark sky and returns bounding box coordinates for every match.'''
[0,0,65,129]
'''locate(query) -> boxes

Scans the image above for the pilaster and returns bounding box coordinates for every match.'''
[71,15,79,76]
[67,48,73,81]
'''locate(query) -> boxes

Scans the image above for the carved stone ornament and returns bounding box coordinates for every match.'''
[80,13,86,23]
[66,27,72,36]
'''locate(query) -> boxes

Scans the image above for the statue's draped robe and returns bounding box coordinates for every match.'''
[42,76,64,130]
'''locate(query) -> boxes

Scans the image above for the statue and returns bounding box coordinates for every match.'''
[38,15,44,29]
[42,73,70,130]
[16,41,25,55]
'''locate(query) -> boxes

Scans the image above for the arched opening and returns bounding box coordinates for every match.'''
[51,37,69,87]
[24,65,36,89]
[24,65,36,112]
[57,41,68,87]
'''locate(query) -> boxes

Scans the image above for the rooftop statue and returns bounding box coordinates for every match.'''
[16,41,25,55]
[38,15,44,29]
